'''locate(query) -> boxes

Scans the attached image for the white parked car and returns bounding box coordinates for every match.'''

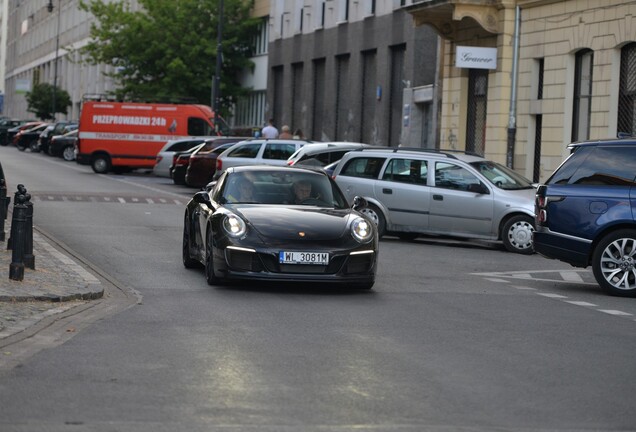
[286,142,370,167]
[153,138,211,177]
[214,139,313,178]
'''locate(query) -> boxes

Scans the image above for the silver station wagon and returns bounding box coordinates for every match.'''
[331,148,536,254]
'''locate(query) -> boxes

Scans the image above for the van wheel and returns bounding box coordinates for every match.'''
[91,154,111,174]
[592,230,636,297]
[502,215,534,254]
[360,204,386,238]
[62,146,75,161]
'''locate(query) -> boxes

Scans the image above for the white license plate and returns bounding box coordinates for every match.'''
[279,251,329,265]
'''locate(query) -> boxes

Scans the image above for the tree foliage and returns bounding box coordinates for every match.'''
[77,0,259,116]
[25,83,72,121]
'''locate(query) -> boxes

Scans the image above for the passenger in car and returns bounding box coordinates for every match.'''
[226,178,256,203]
[291,179,313,204]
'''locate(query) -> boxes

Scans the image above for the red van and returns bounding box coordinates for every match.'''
[76,101,229,173]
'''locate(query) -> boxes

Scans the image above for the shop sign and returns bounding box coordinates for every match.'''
[456,46,497,70]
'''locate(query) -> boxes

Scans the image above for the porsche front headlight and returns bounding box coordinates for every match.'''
[222,214,247,237]
[351,217,373,243]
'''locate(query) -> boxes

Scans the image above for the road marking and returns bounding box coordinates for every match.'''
[511,285,537,291]
[560,271,584,282]
[146,198,154,204]
[537,293,568,299]
[484,278,509,283]
[599,310,633,316]
[118,197,126,204]
[565,301,597,307]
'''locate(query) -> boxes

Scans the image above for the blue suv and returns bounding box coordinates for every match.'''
[534,138,636,297]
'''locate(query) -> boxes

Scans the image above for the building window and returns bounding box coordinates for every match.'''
[335,54,350,140]
[338,0,349,22]
[537,58,544,100]
[572,49,593,142]
[312,59,326,141]
[234,91,266,129]
[365,0,375,16]
[252,17,269,55]
[295,0,303,33]
[292,63,304,130]
[466,69,488,156]
[618,42,636,136]
[314,0,325,28]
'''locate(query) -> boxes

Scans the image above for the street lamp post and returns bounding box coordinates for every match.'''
[47,0,61,121]
[213,0,223,133]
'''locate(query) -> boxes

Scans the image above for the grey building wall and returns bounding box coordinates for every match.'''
[4,0,134,121]
[267,9,439,147]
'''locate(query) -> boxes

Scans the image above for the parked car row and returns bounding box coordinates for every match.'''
[0,118,78,161]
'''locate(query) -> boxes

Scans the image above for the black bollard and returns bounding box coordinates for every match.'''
[7,184,26,250]
[0,179,6,241]
[9,194,27,281]
[23,193,34,270]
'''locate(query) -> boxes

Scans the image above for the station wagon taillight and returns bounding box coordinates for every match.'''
[216,159,222,171]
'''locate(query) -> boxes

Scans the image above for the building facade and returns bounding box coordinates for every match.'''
[267,0,441,147]
[406,0,636,182]
[4,0,268,132]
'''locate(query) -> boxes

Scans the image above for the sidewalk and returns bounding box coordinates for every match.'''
[0,220,103,340]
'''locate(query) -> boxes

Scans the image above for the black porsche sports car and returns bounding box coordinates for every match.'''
[182,166,378,289]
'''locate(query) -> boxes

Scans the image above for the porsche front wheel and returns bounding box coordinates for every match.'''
[205,229,221,285]
[182,215,199,269]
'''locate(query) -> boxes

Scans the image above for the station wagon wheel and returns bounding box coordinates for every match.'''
[182,213,200,269]
[359,204,386,238]
[62,145,75,161]
[502,215,534,254]
[205,228,221,285]
[592,230,636,297]
[91,153,111,174]
[29,141,40,152]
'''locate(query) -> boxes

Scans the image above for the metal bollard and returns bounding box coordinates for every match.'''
[0,179,6,241]
[9,194,27,281]
[7,184,26,250]
[23,193,34,270]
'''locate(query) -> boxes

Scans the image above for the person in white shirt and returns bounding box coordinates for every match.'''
[261,119,279,139]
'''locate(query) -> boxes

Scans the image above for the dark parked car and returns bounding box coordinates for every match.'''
[40,121,77,154]
[0,119,30,146]
[534,137,636,297]
[185,137,248,188]
[182,165,378,288]
[15,123,50,151]
[171,143,205,185]
[49,129,78,161]
[7,122,43,148]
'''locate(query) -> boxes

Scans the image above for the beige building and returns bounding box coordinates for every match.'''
[406,0,636,182]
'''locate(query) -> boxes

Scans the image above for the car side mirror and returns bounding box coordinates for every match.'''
[352,196,368,211]
[193,191,213,207]
[468,182,489,195]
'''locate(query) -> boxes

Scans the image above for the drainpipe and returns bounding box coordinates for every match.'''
[507,5,521,168]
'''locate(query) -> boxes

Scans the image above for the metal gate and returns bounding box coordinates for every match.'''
[388,45,405,147]
[466,69,488,156]
[311,59,326,141]
[360,50,377,144]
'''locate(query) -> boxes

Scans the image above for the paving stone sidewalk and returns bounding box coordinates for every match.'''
[0,220,103,340]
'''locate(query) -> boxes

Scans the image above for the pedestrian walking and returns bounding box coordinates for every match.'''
[261,119,279,139]
[279,125,293,139]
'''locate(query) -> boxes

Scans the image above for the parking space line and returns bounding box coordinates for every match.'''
[511,285,537,290]
[484,278,510,283]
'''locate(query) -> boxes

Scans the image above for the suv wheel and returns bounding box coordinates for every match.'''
[502,215,534,254]
[359,204,386,238]
[592,230,636,297]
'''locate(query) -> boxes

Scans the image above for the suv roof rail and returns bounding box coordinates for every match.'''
[351,146,484,159]
[617,132,633,139]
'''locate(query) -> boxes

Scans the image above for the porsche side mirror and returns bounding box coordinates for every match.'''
[352,196,368,211]
[193,191,212,207]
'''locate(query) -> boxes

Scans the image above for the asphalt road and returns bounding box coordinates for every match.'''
[1,146,635,431]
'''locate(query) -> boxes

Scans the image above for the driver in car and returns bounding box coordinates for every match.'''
[292,179,313,204]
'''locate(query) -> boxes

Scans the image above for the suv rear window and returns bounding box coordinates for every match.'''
[340,157,386,179]
[548,146,636,186]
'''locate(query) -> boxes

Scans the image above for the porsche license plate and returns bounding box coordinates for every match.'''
[279,251,329,265]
